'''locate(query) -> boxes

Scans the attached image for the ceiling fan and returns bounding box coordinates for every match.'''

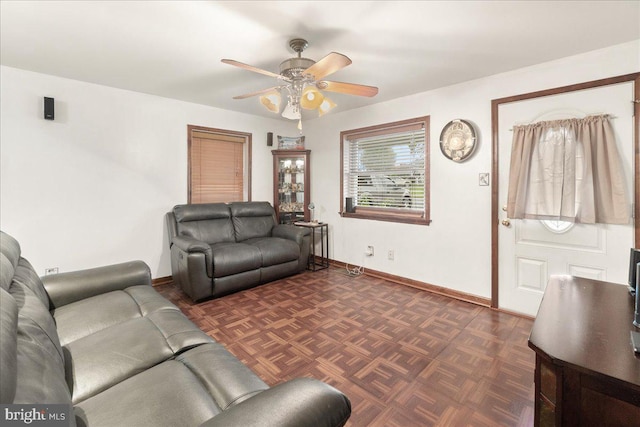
[221,38,378,127]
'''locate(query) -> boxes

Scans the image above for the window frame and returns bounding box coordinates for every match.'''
[340,116,430,225]
[187,125,252,204]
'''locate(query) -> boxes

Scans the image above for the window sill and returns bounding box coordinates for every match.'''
[340,210,430,225]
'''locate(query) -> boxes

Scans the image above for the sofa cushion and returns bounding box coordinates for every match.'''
[0,288,18,403]
[10,279,64,360]
[74,343,268,427]
[174,203,236,245]
[53,286,213,403]
[230,202,276,242]
[75,360,219,427]
[54,290,142,346]
[12,284,72,405]
[244,237,300,267]
[174,343,268,409]
[0,232,21,292]
[210,242,261,278]
[53,285,181,346]
[13,258,50,308]
[15,325,73,405]
[63,316,170,403]
[0,232,72,407]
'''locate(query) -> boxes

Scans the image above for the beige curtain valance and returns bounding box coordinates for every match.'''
[506,114,629,224]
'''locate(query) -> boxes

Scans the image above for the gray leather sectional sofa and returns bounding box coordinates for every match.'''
[166,201,310,301]
[0,230,351,427]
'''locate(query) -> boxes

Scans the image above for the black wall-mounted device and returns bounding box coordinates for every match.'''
[634,263,640,328]
[44,97,55,120]
[345,197,355,213]
[267,132,273,146]
[629,248,640,292]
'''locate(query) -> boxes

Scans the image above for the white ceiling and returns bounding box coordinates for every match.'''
[1,1,639,121]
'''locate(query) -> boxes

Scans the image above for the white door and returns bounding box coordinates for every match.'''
[498,82,635,316]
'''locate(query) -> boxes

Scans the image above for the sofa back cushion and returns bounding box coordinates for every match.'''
[173,203,236,245]
[0,231,72,405]
[229,202,276,242]
[1,231,21,292]
[1,288,18,403]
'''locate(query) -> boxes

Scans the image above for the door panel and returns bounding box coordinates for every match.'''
[498,82,634,316]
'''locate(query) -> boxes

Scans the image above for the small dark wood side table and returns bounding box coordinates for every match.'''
[294,222,329,271]
[528,276,640,426]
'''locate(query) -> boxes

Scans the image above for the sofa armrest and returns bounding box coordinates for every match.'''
[173,235,212,265]
[165,211,179,247]
[171,235,212,254]
[199,378,351,427]
[272,224,310,246]
[171,235,213,280]
[42,260,151,309]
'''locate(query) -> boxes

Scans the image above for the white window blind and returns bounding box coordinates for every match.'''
[343,121,427,214]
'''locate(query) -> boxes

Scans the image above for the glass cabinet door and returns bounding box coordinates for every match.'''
[272,150,310,224]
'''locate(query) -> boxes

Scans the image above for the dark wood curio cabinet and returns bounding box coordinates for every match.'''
[272,150,310,224]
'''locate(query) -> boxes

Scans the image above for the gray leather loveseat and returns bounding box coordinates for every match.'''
[166,201,310,301]
[0,230,350,427]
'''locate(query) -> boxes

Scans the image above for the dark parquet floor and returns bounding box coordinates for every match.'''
[156,267,535,426]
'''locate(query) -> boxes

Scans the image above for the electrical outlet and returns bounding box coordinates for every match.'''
[388,250,395,261]
[44,267,59,275]
[366,245,374,256]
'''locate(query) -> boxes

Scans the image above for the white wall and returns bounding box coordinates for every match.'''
[0,66,297,277]
[2,40,638,295]
[303,40,640,299]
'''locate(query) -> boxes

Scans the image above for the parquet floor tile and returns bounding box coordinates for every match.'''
[391,382,467,426]
[467,378,534,426]
[416,359,480,403]
[157,267,535,426]
[316,343,373,378]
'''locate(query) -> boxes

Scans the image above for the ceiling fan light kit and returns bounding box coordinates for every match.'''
[281,101,301,120]
[222,38,378,129]
[318,98,337,116]
[260,91,281,113]
[300,86,324,110]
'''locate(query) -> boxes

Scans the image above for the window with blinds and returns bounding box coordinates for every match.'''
[341,116,430,224]
[188,126,251,204]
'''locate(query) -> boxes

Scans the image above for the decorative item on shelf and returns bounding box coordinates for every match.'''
[439,119,477,162]
[278,135,305,150]
[279,202,304,212]
[308,202,316,223]
[279,182,291,193]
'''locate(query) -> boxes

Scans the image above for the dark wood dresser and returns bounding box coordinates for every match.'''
[528,276,640,426]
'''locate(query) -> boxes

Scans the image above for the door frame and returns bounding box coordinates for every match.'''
[490,73,640,309]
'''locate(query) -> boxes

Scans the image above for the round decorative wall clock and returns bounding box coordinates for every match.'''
[439,119,477,162]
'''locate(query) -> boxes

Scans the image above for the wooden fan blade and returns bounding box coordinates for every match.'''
[233,87,280,99]
[221,59,282,79]
[304,52,352,80]
[319,81,379,97]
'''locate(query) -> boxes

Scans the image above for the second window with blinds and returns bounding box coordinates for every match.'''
[340,116,430,225]
[188,125,252,204]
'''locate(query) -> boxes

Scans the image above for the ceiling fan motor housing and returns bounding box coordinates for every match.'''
[280,38,317,80]
[280,57,315,79]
